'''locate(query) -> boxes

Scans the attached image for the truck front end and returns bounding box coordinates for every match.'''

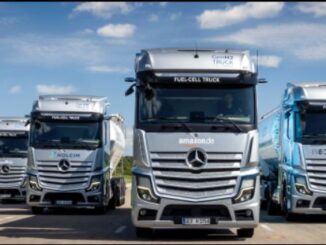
[128,49,260,238]
[0,118,29,202]
[27,96,111,213]
[282,84,326,216]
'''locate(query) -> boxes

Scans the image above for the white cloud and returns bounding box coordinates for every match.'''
[251,55,282,68]
[36,84,76,95]
[9,85,22,94]
[210,23,326,60]
[97,23,136,38]
[159,2,168,7]
[77,28,94,35]
[149,14,159,22]
[72,2,132,19]
[197,2,284,29]
[87,65,129,73]
[296,2,326,17]
[170,12,182,21]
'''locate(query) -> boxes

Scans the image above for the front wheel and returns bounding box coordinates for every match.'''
[135,227,153,238]
[237,228,254,238]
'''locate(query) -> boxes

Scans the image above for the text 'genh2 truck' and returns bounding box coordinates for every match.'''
[125,48,263,238]
[0,117,29,202]
[260,83,326,220]
[26,95,126,214]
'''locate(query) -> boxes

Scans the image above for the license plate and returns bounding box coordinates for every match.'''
[182,217,211,225]
[56,200,72,205]
[0,194,11,198]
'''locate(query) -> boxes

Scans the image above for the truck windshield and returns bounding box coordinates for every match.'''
[295,111,326,144]
[0,134,28,157]
[138,85,255,126]
[30,120,102,149]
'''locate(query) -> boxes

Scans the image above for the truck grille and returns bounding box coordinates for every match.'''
[0,165,26,187]
[306,159,326,192]
[150,152,242,200]
[36,161,93,191]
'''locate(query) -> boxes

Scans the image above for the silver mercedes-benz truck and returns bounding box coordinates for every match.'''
[260,83,326,220]
[26,95,126,214]
[0,117,29,202]
[125,48,262,238]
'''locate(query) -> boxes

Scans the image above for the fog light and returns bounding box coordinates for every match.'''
[140,209,147,216]
[246,209,252,217]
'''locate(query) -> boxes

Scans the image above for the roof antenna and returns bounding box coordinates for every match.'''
[194,42,199,59]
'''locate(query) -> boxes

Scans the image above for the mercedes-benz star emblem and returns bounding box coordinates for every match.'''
[1,165,10,174]
[58,159,70,172]
[186,148,208,169]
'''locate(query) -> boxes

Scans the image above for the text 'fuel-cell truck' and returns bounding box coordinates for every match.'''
[126,48,261,238]
[260,83,326,220]
[0,117,29,201]
[26,95,126,214]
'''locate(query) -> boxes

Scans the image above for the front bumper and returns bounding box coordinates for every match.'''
[0,187,26,201]
[291,191,326,215]
[27,187,104,208]
[131,175,260,230]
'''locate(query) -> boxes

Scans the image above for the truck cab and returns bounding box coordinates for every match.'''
[26,95,126,214]
[0,117,29,202]
[126,48,261,238]
[260,83,326,219]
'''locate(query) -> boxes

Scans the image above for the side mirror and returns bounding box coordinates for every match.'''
[125,84,136,96]
[125,77,136,83]
[258,78,268,84]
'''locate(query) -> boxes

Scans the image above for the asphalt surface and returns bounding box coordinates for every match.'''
[0,188,326,244]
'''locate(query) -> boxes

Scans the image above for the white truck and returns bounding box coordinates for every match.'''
[0,117,29,202]
[260,83,326,220]
[125,48,263,238]
[26,95,126,214]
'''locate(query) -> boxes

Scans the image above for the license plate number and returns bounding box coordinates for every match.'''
[182,217,211,225]
[56,200,72,205]
[0,194,11,198]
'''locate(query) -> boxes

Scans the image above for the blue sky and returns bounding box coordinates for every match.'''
[1,2,326,155]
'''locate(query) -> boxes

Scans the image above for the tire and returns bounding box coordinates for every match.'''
[31,207,44,215]
[135,227,153,238]
[281,183,298,221]
[267,198,280,216]
[237,228,254,238]
[108,187,119,210]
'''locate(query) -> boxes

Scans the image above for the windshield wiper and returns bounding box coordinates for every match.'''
[207,115,243,133]
[34,141,62,149]
[146,117,192,132]
[72,139,100,150]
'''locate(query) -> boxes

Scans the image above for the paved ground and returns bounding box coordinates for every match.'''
[0,188,326,244]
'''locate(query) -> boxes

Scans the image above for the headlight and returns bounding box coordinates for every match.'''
[29,176,42,191]
[136,175,159,203]
[86,175,102,192]
[295,176,312,196]
[233,177,256,204]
